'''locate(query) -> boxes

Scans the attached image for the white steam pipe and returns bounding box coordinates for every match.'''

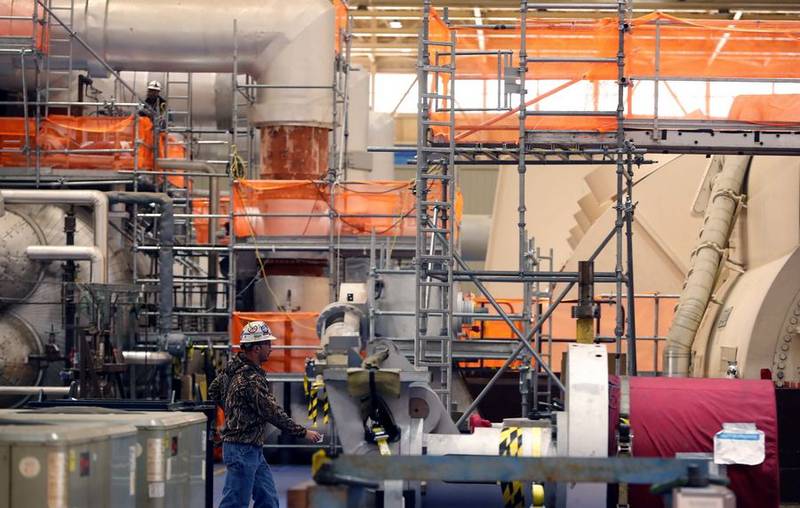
[664,155,751,377]
[67,0,334,127]
[0,189,108,279]
[26,245,106,284]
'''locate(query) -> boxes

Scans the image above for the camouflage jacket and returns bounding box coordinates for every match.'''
[208,353,306,445]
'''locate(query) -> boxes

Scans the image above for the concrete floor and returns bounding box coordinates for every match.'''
[213,464,311,507]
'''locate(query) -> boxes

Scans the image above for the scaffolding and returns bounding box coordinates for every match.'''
[410,0,637,421]
[410,0,800,421]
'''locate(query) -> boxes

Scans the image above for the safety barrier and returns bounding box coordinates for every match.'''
[463,293,679,374]
[0,115,154,169]
[230,179,462,239]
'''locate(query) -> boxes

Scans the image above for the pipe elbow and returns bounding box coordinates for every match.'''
[251,0,334,127]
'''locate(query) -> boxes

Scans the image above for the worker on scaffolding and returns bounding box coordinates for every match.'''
[209,321,322,508]
[139,80,167,130]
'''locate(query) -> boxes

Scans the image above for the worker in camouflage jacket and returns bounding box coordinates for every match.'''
[209,320,321,508]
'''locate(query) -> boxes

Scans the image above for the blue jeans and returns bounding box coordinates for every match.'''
[219,442,279,508]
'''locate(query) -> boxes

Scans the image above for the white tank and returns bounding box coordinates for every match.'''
[0,312,42,407]
[0,204,134,398]
[0,209,45,304]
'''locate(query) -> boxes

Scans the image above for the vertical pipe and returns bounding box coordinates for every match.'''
[20,49,31,170]
[63,207,77,369]
[107,192,174,339]
[625,153,638,375]
[207,174,219,321]
[229,19,239,323]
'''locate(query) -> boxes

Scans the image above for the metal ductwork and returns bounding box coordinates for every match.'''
[664,155,752,377]
[68,0,334,129]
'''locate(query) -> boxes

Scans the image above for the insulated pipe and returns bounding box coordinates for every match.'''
[0,386,72,396]
[664,155,751,377]
[25,245,105,284]
[121,350,172,365]
[106,192,173,338]
[0,189,108,276]
[65,0,334,128]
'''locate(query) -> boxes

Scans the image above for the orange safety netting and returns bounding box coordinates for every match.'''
[230,312,320,373]
[0,0,47,51]
[334,0,349,54]
[192,196,230,245]
[231,179,462,239]
[427,11,800,142]
[0,115,155,169]
[462,294,678,374]
[431,11,800,81]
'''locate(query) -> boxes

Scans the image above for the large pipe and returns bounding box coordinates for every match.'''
[664,155,751,376]
[0,386,73,396]
[106,192,173,338]
[25,245,105,284]
[63,0,334,128]
[121,350,172,365]
[0,189,108,277]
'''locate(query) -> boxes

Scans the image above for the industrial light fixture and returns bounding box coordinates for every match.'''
[389,19,403,29]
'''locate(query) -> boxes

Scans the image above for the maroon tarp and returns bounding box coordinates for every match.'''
[622,377,779,508]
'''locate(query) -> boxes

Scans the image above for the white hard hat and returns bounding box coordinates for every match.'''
[240,320,277,345]
[147,80,162,92]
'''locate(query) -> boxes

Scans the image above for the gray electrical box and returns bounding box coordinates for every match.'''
[0,421,137,508]
[0,409,206,508]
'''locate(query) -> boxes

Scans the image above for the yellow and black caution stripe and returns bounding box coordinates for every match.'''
[308,378,326,427]
[372,425,391,456]
[498,427,525,508]
[321,389,330,425]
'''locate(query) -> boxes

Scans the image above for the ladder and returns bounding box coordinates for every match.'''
[42,0,75,115]
[415,0,457,411]
[165,72,192,135]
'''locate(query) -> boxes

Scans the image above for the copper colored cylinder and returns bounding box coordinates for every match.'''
[260,125,329,180]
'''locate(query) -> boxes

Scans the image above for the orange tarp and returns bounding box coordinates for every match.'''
[426,11,800,142]
[0,0,47,51]
[334,0,349,54]
[0,115,155,169]
[729,94,800,125]
[430,11,800,81]
[463,294,678,374]
[231,179,462,239]
[192,196,230,245]
[230,312,320,373]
